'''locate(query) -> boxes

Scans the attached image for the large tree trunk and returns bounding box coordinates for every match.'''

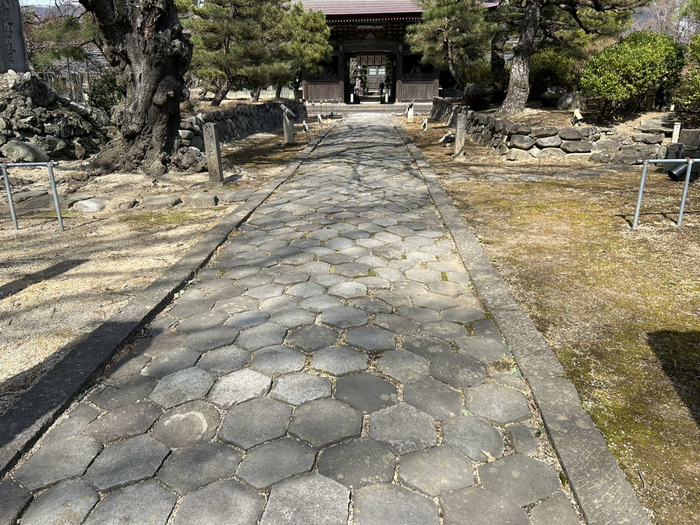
[497,0,542,116]
[79,0,192,175]
[211,81,231,107]
[490,24,511,97]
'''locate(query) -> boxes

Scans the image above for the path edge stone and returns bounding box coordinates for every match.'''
[0,123,338,478]
[394,118,651,525]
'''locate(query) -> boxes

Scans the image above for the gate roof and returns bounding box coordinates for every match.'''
[301,0,424,15]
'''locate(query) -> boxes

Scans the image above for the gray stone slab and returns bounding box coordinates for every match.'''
[440,487,529,525]
[247,284,285,299]
[208,368,271,408]
[402,378,463,421]
[41,403,101,445]
[88,375,156,411]
[0,479,32,525]
[412,293,457,311]
[399,446,474,496]
[353,483,439,525]
[150,400,220,448]
[529,491,582,525]
[290,398,362,448]
[375,350,430,384]
[300,295,344,313]
[142,195,182,209]
[184,326,240,351]
[214,295,260,315]
[478,454,561,506]
[286,325,339,352]
[149,367,215,409]
[328,281,368,299]
[176,311,229,334]
[269,372,332,405]
[251,345,307,376]
[349,298,393,314]
[370,403,436,454]
[82,480,176,525]
[401,335,450,359]
[318,438,395,489]
[235,323,287,351]
[143,347,201,379]
[20,478,98,525]
[311,345,367,376]
[85,434,169,492]
[509,424,539,456]
[236,438,316,490]
[287,281,327,299]
[136,331,189,358]
[430,351,485,390]
[373,290,411,308]
[157,441,241,495]
[106,353,150,380]
[335,373,397,413]
[345,326,395,353]
[174,479,264,525]
[196,344,249,376]
[84,402,162,444]
[13,435,102,491]
[396,306,441,324]
[219,397,292,449]
[261,473,350,525]
[465,382,532,425]
[269,308,317,328]
[226,310,271,328]
[420,320,469,342]
[440,307,485,324]
[457,336,510,364]
[373,313,420,335]
[320,306,368,329]
[441,415,503,462]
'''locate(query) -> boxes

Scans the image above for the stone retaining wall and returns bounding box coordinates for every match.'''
[430,98,667,164]
[179,100,307,151]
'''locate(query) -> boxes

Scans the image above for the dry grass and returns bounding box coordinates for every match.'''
[403,117,700,525]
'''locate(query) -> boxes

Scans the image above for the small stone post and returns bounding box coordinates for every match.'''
[407,105,415,123]
[203,123,224,183]
[0,0,30,74]
[281,104,296,145]
[453,113,467,161]
[672,122,681,144]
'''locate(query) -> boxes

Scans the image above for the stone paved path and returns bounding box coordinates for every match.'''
[3,115,585,524]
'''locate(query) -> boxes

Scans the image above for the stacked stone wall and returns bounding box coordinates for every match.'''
[430,98,668,164]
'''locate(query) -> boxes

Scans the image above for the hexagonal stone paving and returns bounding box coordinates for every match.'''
[369,403,436,455]
[20,478,98,525]
[479,454,561,507]
[402,378,463,421]
[250,345,307,376]
[143,347,201,379]
[311,345,367,376]
[84,435,169,492]
[260,473,350,525]
[235,323,287,351]
[328,281,368,299]
[318,438,395,489]
[269,372,332,405]
[184,326,240,352]
[440,487,529,525]
[345,327,395,353]
[83,402,162,444]
[236,438,316,490]
[466,382,532,425]
[335,374,397,413]
[150,400,220,448]
[430,351,485,390]
[353,483,439,525]
[157,441,242,495]
[442,415,504,462]
[12,436,102,491]
[82,481,176,525]
[320,306,368,329]
[289,398,362,448]
[286,325,339,352]
[173,479,264,525]
[149,367,214,409]
[87,374,156,411]
[375,350,429,384]
[398,446,474,496]
[196,345,249,377]
[208,368,271,409]
[219,397,292,450]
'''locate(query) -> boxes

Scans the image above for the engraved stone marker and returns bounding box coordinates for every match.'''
[203,123,224,183]
[407,105,415,124]
[453,113,467,161]
[280,104,296,145]
[0,0,30,74]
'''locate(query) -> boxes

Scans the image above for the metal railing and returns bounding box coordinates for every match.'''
[633,158,697,229]
[2,162,64,231]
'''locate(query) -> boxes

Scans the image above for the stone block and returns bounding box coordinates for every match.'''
[289,398,362,448]
[73,198,108,213]
[506,148,531,161]
[269,372,331,405]
[157,442,242,495]
[150,400,220,448]
[399,446,474,496]
[21,479,98,525]
[370,403,437,454]
[558,128,583,140]
[560,140,592,153]
[440,487,529,525]
[82,481,176,525]
[353,484,439,525]
[219,397,292,449]
[318,438,395,488]
[187,192,218,207]
[442,415,503,462]
[465,382,532,425]
[149,367,214,409]
[236,438,315,490]
[478,454,561,506]
[530,126,559,138]
[175,479,264,525]
[508,134,536,150]
[208,368,271,409]
[535,135,562,148]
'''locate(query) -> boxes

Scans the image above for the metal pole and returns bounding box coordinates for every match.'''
[1,164,19,230]
[632,160,649,230]
[678,160,693,227]
[47,162,64,231]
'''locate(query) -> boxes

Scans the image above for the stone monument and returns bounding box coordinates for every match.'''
[203,123,224,183]
[0,0,30,74]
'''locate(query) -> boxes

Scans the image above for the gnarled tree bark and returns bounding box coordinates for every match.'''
[79,0,192,175]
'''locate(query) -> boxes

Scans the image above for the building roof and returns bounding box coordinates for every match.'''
[301,0,424,16]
